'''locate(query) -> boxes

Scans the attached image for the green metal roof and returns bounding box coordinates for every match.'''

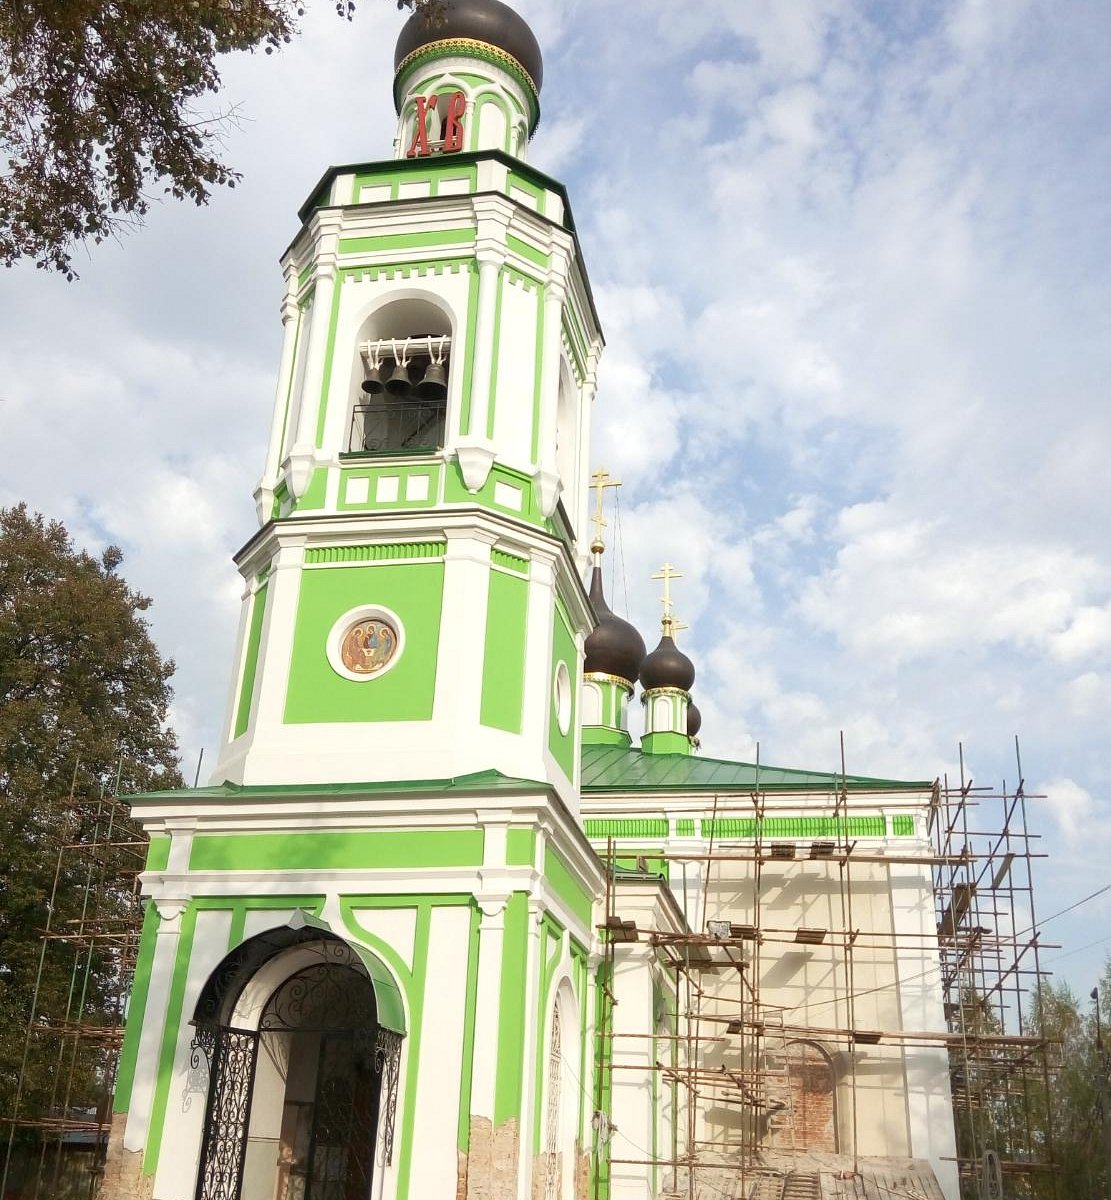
[130,754,927,807]
[579,744,930,794]
[128,769,548,804]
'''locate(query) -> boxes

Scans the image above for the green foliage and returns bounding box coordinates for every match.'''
[0,0,439,277]
[0,504,181,1129]
[950,971,1111,1200]
[1025,971,1111,1200]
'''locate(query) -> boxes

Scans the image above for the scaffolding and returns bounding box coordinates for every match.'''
[0,771,148,1200]
[932,744,1057,1198]
[591,742,1058,1200]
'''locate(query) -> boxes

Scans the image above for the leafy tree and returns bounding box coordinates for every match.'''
[0,505,181,1161]
[0,0,439,278]
[1026,969,1111,1200]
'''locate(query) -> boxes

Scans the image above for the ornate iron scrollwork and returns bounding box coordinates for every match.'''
[193,1028,260,1200]
[259,957,377,1035]
[191,941,405,1200]
[375,1027,403,1165]
[184,1027,215,1112]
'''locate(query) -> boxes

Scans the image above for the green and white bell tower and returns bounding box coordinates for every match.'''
[213,0,603,809]
[106,7,609,1200]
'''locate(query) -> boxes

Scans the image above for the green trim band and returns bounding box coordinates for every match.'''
[304,541,447,564]
[189,829,484,871]
[584,818,669,839]
[702,815,888,839]
[492,548,529,574]
[339,228,476,256]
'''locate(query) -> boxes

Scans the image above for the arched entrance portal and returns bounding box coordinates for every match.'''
[189,915,405,1200]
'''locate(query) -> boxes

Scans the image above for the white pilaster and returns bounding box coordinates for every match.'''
[256,260,302,521]
[470,895,509,1121]
[890,854,960,1200]
[457,199,510,490]
[284,214,341,500]
[534,247,569,517]
[122,899,184,1153]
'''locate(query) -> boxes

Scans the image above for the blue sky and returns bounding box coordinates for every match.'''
[1,0,1109,991]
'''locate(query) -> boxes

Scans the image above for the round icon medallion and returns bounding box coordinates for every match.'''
[339,617,399,676]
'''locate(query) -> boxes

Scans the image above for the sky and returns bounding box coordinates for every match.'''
[1,0,1109,993]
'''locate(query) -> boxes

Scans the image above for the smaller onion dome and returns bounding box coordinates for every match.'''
[686,701,702,739]
[639,631,695,693]
[584,567,646,686]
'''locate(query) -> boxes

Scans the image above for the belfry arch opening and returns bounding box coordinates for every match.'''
[348,297,453,456]
[190,916,405,1200]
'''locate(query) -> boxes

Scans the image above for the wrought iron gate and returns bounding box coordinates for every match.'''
[191,957,402,1200]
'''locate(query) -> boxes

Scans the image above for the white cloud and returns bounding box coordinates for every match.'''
[2,0,1111,987]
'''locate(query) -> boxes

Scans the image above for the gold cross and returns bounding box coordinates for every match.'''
[668,614,689,640]
[590,467,622,550]
[651,563,683,625]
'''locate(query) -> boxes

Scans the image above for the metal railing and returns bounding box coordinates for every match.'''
[347,400,446,455]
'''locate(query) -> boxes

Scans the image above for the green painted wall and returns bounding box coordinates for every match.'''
[284,561,445,724]
[112,901,161,1112]
[458,902,482,1151]
[543,844,593,929]
[189,829,484,872]
[640,730,690,756]
[144,836,171,872]
[233,581,269,739]
[293,467,328,512]
[506,828,536,866]
[480,567,528,733]
[494,891,529,1124]
[142,902,198,1174]
[443,459,543,524]
[548,601,577,780]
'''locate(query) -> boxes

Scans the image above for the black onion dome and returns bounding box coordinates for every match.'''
[640,633,695,693]
[394,0,544,92]
[686,701,702,738]
[584,567,646,686]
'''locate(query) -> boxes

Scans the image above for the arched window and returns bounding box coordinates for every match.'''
[581,681,602,726]
[543,1003,562,1200]
[349,298,452,456]
[540,983,579,1200]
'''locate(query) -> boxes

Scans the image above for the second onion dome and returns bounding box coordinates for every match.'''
[640,625,695,692]
[584,567,646,686]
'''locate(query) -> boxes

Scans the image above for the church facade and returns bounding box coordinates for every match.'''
[101,4,959,1199]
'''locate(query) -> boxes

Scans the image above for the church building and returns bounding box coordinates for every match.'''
[101,4,959,1199]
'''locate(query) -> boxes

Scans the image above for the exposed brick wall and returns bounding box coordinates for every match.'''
[98,1113,154,1200]
[466,1115,519,1200]
[788,1043,836,1153]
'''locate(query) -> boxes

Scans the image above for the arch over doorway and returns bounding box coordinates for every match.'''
[189,912,406,1200]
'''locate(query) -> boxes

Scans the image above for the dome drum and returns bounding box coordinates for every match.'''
[394,0,543,131]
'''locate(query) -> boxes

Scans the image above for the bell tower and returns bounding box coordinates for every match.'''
[213,0,603,808]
